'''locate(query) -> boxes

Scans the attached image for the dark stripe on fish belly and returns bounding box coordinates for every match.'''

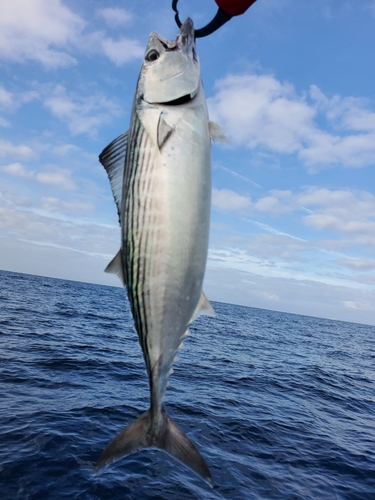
[126,119,146,360]
[127,119,154,376]
[134,129,151,366]
[138,141,154,344]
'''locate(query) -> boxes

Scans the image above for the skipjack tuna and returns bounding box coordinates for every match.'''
[96,18,226,485]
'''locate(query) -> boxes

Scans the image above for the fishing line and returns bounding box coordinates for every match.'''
[172,0,257,38]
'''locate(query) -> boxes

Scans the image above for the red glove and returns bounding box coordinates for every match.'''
[215,0,257,17]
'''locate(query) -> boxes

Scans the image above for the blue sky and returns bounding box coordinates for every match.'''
[1,0,375,325]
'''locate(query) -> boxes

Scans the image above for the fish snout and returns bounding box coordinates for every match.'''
[177,17,195,53]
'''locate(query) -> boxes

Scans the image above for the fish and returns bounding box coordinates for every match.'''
[96,18,226,485]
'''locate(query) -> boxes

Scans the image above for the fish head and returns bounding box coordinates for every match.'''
[139,18,200,105]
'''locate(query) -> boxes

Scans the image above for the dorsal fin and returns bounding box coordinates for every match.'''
[99,131,128,225]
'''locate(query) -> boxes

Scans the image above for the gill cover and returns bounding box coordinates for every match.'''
[141,18,200,104]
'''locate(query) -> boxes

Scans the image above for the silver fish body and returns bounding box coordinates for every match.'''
[96,18,224,485]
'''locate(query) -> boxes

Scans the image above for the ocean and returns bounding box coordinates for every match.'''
[0,269,374,499]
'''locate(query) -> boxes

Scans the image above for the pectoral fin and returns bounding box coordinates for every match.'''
[208,121,229,144]
[157,112,174,150]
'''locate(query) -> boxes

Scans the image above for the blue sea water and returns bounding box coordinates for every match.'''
[0,270,374,500]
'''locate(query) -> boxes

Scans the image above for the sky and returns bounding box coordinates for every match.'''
[1,0,375,325]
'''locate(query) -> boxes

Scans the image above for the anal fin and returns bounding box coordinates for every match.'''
[189,291,215,324]
[105,250,126,286]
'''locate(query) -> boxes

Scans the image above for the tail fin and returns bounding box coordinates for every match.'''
[95,408,212,485]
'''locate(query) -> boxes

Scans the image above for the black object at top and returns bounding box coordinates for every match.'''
[172,0,232,38]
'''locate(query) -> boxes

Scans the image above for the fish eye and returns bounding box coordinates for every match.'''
[145,49,160,62]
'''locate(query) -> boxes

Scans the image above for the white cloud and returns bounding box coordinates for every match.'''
[337,258,375,271]
[0,192,121,287]
[0,0,83,68]
[0,140,34,159]
[0,162,34,178]
[1,161,76,190]
[212,188,252,213]
[53,144,80,156]
[0,196,118,255]
[297,188,375,239]
[299,128,375,168]
[229,185,375,246]
[40,197,93,213]
[204,266,375,324]
[17,238,112,259]
[301,188,375,245]
[247,233,309,261]
[0,85,40,110]
[0,118,10,128]
[35,166,76,190]
[209,186,375,294]
[0,1,143,68]
[0,85,40,129]
[100,37,144,66]
[208,74,315,154]
[311,87,375,133]
[208,73,375,169]
[344,301,360,310]
[258,291,280,302]
[75,28,144,66]
[0,87,14,107]
[44,85,122,135]
[97,8,132,27]
[255,190,294,214]
[317,214,375,238]
[212,185,375,248]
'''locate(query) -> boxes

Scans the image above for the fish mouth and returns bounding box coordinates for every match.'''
[143,87,198,106]
[160,88,197,106]
[164,94,194,105]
